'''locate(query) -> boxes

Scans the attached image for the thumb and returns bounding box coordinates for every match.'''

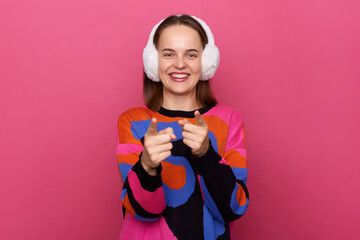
[158,127,176,139]
[195,110,206,126]
[178,119,190,126]
[146,117,158,135]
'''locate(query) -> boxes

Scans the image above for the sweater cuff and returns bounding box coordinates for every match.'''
[132,152,163,192]
[189,139,222,174]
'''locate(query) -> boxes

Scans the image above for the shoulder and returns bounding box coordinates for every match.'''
[208,104,244,123]
[117,105,155,124]
[212,104,239,113]
[119,105,148,117]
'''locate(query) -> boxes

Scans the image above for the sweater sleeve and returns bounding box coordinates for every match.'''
[190,109,249,223]
[116,113,166,222]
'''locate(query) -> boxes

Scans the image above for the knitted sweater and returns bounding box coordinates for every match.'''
[116,104,249,240]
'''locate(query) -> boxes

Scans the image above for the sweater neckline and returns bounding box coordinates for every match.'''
[157,104,216,118]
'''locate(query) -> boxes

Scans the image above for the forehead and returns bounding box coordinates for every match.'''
[158,25,202,50]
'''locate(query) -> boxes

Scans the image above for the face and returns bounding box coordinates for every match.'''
[157,25,203,98]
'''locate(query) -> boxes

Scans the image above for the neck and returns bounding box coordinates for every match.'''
[162,90,201,111]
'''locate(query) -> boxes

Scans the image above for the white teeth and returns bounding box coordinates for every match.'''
[170,74,189,78]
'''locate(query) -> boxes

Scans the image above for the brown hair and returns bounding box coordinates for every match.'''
[143,14,218,111]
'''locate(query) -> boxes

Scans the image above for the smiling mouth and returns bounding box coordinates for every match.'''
[169,73,190,82]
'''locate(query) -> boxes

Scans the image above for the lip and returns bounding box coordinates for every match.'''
[170,72,190,74]
[168,72,190,82]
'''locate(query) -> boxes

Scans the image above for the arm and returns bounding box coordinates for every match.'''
[189,110,249,223]
[116,113,166,222]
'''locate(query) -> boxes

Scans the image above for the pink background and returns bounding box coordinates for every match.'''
[1,0,359,239]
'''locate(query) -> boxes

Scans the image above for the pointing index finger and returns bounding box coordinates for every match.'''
[195,110,205,126]
[146,117,158,135]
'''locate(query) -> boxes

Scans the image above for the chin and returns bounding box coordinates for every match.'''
[170,88,196,95]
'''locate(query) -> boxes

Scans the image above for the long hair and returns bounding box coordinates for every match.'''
[143,14,218,111]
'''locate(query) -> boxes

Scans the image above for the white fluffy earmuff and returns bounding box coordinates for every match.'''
[143,14,220,82]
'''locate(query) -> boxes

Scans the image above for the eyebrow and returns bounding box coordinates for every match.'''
[161,48,199,53]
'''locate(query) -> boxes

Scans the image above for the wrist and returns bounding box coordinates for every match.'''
[132,158,163,191]
[192,138,210,157]
[140,153,158,176]
[142,162,157,176]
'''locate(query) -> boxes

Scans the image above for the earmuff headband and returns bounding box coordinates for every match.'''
[143,14,220,82]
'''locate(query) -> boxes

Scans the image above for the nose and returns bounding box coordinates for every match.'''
[174,56,186,69]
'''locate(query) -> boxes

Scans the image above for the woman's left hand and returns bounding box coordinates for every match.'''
[178,110,209,157]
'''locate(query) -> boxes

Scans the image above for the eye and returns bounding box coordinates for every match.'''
[188,53,198,58]
[163,53,173,57]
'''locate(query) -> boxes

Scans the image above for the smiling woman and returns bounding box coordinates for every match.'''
[116,14,249,240]
[157,25,203,108]
[143,15,219,112]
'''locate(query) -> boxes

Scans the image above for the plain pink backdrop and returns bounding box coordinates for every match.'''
[1,0,359,239]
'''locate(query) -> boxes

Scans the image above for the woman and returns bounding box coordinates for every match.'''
[116,14,249,240]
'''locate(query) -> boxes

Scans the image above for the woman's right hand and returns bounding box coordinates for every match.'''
[141,117,176,176]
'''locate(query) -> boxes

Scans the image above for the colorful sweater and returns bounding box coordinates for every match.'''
[116,104,249,240]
